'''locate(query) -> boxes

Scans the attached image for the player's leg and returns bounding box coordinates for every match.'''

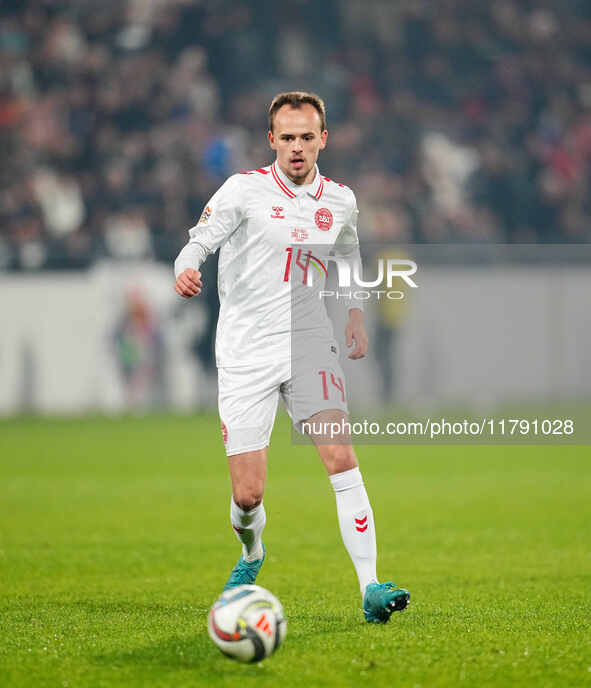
[309,411,411,621]
[282,361,380,597]
[218,364,282,590]
[223,447,268,590]
[228,447,267,563]
[305,409,377,593]
[306,409,409,621]
[284,358,379,597]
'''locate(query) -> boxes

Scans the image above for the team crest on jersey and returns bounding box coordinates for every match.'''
[291,228,309,242]
[315,208,333,231]
[198,205,212,225]
[271,206,285,219]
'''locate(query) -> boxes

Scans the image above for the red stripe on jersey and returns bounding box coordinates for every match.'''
[322,175,348,190]
[314,179,324,199]
[271,162,296,198]
[255,168,269,174]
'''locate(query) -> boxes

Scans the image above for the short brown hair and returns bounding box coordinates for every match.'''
[268,91,327,132]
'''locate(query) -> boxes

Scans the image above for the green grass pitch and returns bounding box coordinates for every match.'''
[1,414,590,687]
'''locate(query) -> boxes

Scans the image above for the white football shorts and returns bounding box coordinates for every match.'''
[218,344,348,456]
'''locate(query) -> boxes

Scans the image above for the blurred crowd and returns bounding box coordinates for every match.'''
[2,0,591,270]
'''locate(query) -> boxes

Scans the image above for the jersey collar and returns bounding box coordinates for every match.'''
[271,161,324,200]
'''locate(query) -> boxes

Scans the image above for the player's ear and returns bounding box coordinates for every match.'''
[268,130,276,150]
[319,129,328,150]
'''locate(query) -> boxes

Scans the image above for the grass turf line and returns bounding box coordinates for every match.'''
[0,414,590,687]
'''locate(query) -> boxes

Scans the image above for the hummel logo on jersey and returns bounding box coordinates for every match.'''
[291,228,309,242]
[271,206,285,219]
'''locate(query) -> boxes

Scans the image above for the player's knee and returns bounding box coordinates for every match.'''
[323,444,358,475]
[234,491,263,512]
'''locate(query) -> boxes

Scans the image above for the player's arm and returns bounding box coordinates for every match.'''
[336,191,369,359]
[174,175,244,299]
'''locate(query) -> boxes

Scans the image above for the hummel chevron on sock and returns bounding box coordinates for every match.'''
[330,467,378,595]
[230,498,265,562]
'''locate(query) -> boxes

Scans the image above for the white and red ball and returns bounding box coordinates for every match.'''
[207,585,287,662]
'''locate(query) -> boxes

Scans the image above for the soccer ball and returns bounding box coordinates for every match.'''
[207,584,287,662]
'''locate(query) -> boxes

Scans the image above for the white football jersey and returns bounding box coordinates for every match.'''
[174,161,361,368]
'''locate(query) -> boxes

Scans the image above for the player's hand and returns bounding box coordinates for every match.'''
[345,308,368,359]
[175,268,202,298]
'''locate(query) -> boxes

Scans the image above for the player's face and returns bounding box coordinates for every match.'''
[268,104,328,185]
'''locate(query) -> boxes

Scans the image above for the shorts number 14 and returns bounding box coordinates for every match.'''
[318,370,345,402]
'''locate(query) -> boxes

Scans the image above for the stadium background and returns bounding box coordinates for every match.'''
[2,0,591,414]
[1,3,590,687]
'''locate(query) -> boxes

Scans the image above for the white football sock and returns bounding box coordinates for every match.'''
[230,498,266,562]
[330,467,378,595]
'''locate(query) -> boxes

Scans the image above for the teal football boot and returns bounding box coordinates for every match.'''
[363,582,410,623]
[223,544,266,590]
